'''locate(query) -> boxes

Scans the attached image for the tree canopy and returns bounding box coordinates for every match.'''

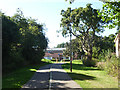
[60,4,104,63]
[2,9,48,73]
[65,0,120,31]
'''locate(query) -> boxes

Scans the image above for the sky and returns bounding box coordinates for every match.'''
[0,0,117,48]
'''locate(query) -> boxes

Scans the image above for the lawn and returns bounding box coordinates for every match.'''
[62,60,118,88]
[2,59,52,88]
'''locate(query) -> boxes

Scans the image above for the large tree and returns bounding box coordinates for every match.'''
[60,4,104,63]
[11,9,48,64]
[65,0,120,31]
[1,12,21,72]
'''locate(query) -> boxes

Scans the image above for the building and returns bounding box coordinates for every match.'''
[114,33,120,57]
[44,48,69,60]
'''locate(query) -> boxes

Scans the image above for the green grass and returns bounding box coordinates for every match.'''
[2,59,52,88]
[62,60,118,88]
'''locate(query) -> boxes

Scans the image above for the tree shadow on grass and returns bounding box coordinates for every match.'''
[67,72,96,81]
[62,63,100,71]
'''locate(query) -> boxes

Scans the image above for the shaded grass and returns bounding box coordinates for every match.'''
[2,59,52,88]
[62,60,118,88]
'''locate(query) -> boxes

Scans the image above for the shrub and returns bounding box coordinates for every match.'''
[97,50,118,77]
[105,54,118,77]
[82,58,97,67]
[96,62,105,70]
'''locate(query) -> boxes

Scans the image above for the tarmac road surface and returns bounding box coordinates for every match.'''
[21,63,82,89]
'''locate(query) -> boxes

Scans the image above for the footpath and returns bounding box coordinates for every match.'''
[21,63,82,89]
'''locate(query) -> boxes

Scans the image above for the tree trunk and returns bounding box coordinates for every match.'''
[87,49,92,61]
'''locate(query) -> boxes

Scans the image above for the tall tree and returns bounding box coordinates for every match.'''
[1,12,21,72]
[11,9,48,64]
[65,0,120,31]
[98,1,120,30]
[60,4,104,62]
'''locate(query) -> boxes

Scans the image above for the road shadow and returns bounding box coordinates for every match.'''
[51,71,96,81]
[20,63,95,89]
[67,72,96,81]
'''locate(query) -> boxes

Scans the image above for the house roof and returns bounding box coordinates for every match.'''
[44,53,63,58]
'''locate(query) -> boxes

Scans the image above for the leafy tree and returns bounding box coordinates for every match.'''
[63,38,84,59]
[60,4,104,62]
[65,0,120,30]
[56,42,66,48]
[98,1,120,30]
[11,9,48,64]
[1,12,21,72]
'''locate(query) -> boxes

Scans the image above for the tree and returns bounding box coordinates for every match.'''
[60,4,104,63]
[92,34,115,59]
[11,9,48,64]
[65,0,120,31]
[56,42,66,48]
[1,12,21,72]
[98,1,120,30]
[63,38,84,59]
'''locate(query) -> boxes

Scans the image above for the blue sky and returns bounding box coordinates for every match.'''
[0,0,117,48]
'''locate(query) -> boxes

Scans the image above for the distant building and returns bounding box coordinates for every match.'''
[114,33,120,57]
[44,48,69,60]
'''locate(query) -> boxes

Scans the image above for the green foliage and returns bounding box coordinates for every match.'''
[41,59,53,63]
[97,50,118,77]
[92,47,100,58]
[60,4,104,61]
[2,9,48,74]
[82,58,97,67]
[2,59,52,88]
[62,38,84,59]
[104,54,118,77]
[56,42,66,48]
[98,49,112,62]
[62,60,118,88]
[96,62,105,70]
[98,1,120,30]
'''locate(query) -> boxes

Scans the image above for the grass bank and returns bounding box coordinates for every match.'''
[62,60,118,88]
[2,59,52,88]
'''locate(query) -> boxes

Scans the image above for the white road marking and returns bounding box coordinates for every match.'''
[49,66,52,90]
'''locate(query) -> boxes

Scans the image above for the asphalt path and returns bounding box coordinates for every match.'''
[21,63,82,89]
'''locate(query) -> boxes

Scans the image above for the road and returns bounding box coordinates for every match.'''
[21,63,82,89]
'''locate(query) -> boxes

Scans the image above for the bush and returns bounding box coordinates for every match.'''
[82,58,97,67]
[97,50,118,77]
[96,62,105,70]
[105,54,118,77]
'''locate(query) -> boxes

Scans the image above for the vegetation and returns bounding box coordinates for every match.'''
[65,0,120,30]
[97,50,119,77]
[56,42,66,48]
[2,59,52,88]
[62,60,118,88]
[99,0,120,30]
[60,4,105,63]
[2,9,48,74]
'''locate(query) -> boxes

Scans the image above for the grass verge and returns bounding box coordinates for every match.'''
[2,59,52,88]
[62,60,118,88]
